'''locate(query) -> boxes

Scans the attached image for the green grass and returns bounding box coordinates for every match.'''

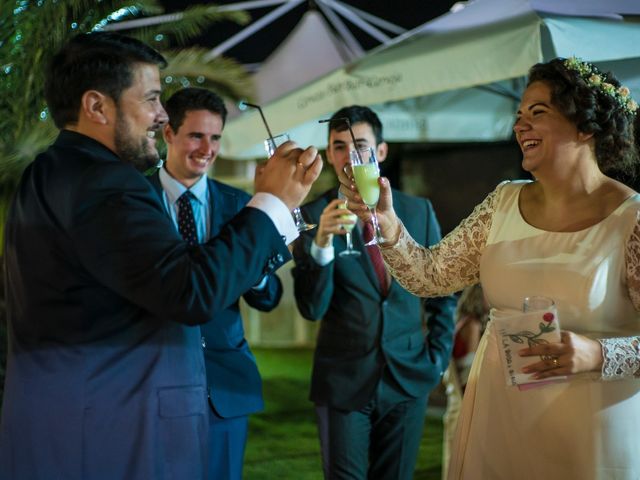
[245,348,444,480]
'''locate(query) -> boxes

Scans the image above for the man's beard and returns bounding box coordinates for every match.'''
[114,110,159,172]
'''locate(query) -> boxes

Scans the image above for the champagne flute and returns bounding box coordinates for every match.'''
[350,146,386,245]
[264,133,316,232]
[337,202,360,257]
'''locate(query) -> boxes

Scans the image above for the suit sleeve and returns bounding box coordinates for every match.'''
[291,204,335,321]
[242,274,283,312]
[70,162,290,326]
[232,185,283,313]
[422,199,456,370]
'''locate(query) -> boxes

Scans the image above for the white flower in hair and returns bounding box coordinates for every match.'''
[589,74,602,86]
[564,56,638,115]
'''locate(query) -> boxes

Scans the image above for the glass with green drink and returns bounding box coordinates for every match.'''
[349,146,386,245]
[337,201,360,257]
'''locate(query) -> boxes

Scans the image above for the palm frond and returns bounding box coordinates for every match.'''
[81,2,165,33]
[128,5,250,47]
[161,48,256,102]
[0,121,58,187]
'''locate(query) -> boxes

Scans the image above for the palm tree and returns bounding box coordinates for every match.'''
[0,0,256,408]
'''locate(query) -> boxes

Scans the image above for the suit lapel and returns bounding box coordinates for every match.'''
[207,178,238,236]
[147,170,163,199]
[208,179,222,236]
[353,222,383,294]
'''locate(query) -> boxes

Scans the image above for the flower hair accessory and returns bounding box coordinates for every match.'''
[564,56,638,115]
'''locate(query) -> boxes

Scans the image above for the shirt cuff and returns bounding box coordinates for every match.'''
[310,240,334,266]
[247,192,298,245]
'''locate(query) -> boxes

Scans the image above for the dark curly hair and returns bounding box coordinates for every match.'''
[527,58,639,186]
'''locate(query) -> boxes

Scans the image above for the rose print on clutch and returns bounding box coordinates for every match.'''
[491,307,566,388]
[503,313,556,362]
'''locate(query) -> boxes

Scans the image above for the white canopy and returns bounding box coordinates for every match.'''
[253,10,357,104]
[221,0,640,159]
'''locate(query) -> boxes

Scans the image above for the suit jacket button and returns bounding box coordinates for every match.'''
[201,337,207,348]
[276,253,283,263]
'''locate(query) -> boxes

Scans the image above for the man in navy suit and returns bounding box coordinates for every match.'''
[0,32,321,480]
[147,87,281,480]
[292,106,455,479]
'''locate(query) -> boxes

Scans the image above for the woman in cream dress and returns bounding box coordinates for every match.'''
[341,58,640,479]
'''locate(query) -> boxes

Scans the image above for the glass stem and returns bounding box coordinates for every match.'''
[369,207,384,242]
[293,207,302,225]
[346,231,353,250]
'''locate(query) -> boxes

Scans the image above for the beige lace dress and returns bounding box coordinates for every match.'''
[382,180,640,480]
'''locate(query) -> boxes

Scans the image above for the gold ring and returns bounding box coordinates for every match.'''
[551,356,559,368]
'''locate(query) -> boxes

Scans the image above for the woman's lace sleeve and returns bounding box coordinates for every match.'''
[598,212,640,381]
[381,185,501,297]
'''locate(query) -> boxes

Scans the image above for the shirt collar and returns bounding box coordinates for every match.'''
[159,164,209,206]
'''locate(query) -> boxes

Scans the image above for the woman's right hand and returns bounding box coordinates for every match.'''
[337,166,401,246]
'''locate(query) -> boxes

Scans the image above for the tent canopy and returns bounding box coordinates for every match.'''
[221,0,640,159]
[252,10,358,104]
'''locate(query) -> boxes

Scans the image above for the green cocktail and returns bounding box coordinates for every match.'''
[338,203,357,232]
[352,163,380,208]
[337,202,360,257]
[341,218,356,232]
[349,146,386,246]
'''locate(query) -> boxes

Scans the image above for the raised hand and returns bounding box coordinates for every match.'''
[255,141,323,210]
[337,165,401,246]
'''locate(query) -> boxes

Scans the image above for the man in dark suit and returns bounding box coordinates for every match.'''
[0,32,321,480]
[147,87,281,480]
[292,106,455,480]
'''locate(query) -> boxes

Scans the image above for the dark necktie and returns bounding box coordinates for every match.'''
[362,222,390,296]
[177,191,198,246]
